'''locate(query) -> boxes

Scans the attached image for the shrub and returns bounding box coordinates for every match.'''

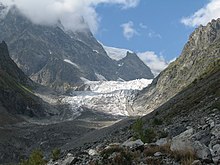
[19,149,46,165]
[132,118,157,143]
[144,128,157,143]
[132,118,145,141]
[51,148,61,161]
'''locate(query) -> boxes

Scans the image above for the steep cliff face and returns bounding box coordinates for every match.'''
[116,52,154,80]
[133,18,220,115]
[0,41,53,124]
[0,7,153,92]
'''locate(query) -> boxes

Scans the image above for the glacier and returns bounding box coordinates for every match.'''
[62,79,152,117]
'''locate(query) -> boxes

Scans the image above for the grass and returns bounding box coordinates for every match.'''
[143,143,196,165]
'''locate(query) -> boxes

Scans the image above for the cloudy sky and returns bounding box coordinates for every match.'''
[1,0,219,74]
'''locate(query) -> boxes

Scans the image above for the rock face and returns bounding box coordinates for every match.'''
[133,18,220,115]
[0,41,53,124]
[0,6,154,92]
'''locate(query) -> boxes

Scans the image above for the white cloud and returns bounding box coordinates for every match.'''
[0,0,140,33]
[139,23,147,29]
[121,21,138,40]
[148,31,162,39]
[181,0,220,27]
[137,51,168,76]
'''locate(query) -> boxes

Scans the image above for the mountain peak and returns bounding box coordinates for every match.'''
[133,18,220,115]
[186,18,220,51]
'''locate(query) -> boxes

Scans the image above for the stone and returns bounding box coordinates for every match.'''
[61,156,76,165]
[88,149,98,156]
[211,125,220,138]
[156,138,169,146]
[212,144,220,164]
[154,152,163,157]
[122,139,144,150]
[170,128,194,151]
[109,143,121,147]
[193,141,212,160]
[209,119,215,129]
[191,160,202,165]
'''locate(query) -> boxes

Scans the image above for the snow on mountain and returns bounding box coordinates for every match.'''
[103,45,133,61]
[103,45,168,76]
[64,59,80,69]
[62,79,152,117]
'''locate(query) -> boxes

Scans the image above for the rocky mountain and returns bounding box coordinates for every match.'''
[0,6,154,92]
[104,45,154,79]
[0,41,51,125]
[133,18,220,115]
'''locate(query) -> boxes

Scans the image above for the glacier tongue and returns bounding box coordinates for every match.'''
[62,79,152,117]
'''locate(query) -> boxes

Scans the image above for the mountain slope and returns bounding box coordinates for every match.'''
[133,18,220,115]
[104,45,154,79]
[0,41,54,125]
[0,7,154,92]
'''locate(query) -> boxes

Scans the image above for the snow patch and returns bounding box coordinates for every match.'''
[93,50,99,53]
[118,63,124,67]
[103,45,133,61]
[64,59,80,69]
[95,72,107,81]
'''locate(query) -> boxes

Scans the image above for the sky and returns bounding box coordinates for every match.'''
[1,0,220,74]
[95,0,210,61]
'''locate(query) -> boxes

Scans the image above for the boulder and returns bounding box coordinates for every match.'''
[170,128,194,151]
[211,124,220,138]
[212,144,220,164]
[88,149,98,156]
[122,139,144,150]
[156,138,169,146]
[193,141,212,160]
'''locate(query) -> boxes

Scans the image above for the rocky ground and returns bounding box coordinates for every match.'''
[44,69,220,165]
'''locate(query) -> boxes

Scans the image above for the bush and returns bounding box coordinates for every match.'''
[144,128,157,143]
[19,149,46,165]
[51,148,61,161]
[132,118,145,142]
[132,118,157,143]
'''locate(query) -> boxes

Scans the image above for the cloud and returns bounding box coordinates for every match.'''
[148,31,162,39]
[137,51,168,76]
[121,21,138,40]
[139,23,147,29]
[139,23,162,39]
[181,0,220,27]
[0,0,140,33]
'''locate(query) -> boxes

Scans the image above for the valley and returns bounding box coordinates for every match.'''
[0,2,220,165]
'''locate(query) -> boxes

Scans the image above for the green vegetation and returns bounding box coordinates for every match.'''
[132,118,157,143]
[19,148,62,165]
[19,149,46,165]
[51,148,61,161]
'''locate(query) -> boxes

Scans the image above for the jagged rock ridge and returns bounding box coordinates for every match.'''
[133,18,220,115]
